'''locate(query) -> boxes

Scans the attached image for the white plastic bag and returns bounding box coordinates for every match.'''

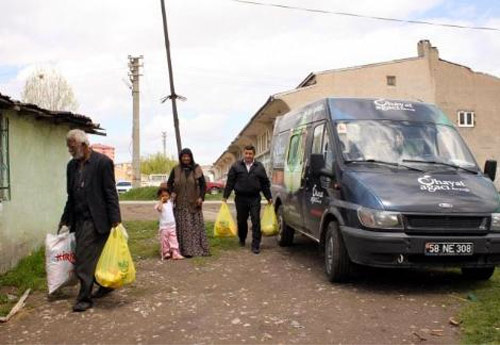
[45,227,78,294]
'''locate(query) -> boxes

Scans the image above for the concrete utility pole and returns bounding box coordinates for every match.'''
[161,131,167,158]
[160,0,182,154]
[128,55,143,188]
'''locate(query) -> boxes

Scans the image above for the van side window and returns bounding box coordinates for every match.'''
[272,132,290,169]
[312,124,324,154]
[287,133,301,165]
[322,129,334,170]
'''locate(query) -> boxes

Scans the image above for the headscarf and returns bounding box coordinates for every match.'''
[179,148,196,174]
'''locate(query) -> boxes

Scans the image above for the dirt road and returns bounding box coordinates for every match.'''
[0,203,466,344]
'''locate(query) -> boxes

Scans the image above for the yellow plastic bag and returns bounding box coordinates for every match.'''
[214,202,237,237]
[261,204,278,236]
[95,224,136,289]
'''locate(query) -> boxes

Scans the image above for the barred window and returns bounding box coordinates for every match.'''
[0,114,10,201]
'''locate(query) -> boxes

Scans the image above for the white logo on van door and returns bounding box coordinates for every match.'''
[418,175,470,193]
[310,184,324,204]
[374,99,415,112]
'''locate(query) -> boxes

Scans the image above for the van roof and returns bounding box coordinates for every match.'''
[327,98,453,125]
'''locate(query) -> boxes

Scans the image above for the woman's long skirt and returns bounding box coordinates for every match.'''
[174,206,210,257]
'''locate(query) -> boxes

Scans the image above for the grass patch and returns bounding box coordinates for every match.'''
[120,187,158,201]
[0,248,46,317]
[460,269,500,344]
[0,248,46,292]
[204,192,223,201]
[124,220,239,262]
[124,220,159,260]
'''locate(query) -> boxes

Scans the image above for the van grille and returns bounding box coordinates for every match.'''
[404,215,488,235]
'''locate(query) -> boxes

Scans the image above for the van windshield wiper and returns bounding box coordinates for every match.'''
[345,159,424,172]
[402,159,478,174]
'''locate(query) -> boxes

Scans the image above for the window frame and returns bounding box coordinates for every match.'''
[312,123,325,155]
[457,110,475,128]
[0,113,10,201]
[386,75,396,86]
[322,126,335,171]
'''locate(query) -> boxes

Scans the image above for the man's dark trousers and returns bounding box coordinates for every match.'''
[235,194,261,249]
[74,216,108,303]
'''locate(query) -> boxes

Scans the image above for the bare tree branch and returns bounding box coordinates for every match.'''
[21,68,79,112]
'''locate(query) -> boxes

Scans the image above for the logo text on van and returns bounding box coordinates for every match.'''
[310,184,324,204]
[374,99,415,112]
[418,175,470,193]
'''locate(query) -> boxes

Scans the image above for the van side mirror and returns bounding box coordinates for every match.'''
[484,160,497,181]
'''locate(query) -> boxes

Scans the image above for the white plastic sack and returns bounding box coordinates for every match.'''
[45,227,77,294]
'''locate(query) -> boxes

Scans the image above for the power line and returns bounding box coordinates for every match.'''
[230,0,500,32]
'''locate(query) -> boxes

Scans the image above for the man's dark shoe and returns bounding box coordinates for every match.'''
[239,240,245,247]
[91,287,114,299]
[72,301,92,312]
[252,247,260,254]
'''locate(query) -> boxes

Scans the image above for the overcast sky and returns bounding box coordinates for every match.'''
[1,0,499,165]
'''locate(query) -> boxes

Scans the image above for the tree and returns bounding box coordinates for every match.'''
[21,68,79,112]
[141,153,177,175]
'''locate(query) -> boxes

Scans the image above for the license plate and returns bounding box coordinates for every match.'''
[424,242,474,256]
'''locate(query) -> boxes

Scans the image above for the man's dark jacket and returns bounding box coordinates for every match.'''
[61,151,121,235]
[223,160,272,200]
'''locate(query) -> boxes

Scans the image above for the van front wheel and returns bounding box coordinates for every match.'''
[461,266,495,280]
[277,205,294,247]
[324,221,351,282]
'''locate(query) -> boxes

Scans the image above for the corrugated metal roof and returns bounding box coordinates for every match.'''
[0,92,105,135]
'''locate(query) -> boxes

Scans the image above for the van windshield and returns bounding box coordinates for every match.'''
[336,120,478,171]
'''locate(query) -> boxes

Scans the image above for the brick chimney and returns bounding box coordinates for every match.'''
[418,39,439,60]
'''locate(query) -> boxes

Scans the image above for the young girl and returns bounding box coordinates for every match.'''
[155,187,184,260]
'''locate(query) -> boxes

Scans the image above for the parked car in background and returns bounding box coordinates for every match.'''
[116,181,133,194]
[206,180,225,194]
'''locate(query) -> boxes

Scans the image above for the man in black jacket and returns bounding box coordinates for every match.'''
[60,129,121,312]
[223,145,272,254]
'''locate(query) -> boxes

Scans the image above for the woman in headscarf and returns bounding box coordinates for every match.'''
[167,148,210,257]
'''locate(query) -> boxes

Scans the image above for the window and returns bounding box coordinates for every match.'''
[272,132,290,168]
[322,128,334,170]
[457,111,474,127]
[387,75,396,86]
[312,124,324,154]
[257,129,271,154]
[287,134,301,165]
[0,114,10,201]
[287,130,307,166]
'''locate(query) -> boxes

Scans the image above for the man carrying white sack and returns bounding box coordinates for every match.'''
[59,129,121,312]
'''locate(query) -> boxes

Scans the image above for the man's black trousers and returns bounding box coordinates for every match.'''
[74,217,108,303]
[234,195,261,249]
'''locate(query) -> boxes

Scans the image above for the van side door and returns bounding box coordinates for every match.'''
[303,123,336,239]
[283,126,309,229]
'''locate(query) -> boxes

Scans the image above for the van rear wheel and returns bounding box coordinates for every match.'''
[324,221,351,282]
[277,205,294,247]
[461,266,495,280]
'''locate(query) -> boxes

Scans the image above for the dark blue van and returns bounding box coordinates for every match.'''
[270,98,500,282]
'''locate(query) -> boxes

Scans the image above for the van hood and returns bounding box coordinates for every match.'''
[342,170,500,213]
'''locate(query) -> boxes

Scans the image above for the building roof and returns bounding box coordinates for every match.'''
[0,92,105,135]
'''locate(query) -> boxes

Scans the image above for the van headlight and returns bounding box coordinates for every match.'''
[357,208,403,230]
[491,213,500,232]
